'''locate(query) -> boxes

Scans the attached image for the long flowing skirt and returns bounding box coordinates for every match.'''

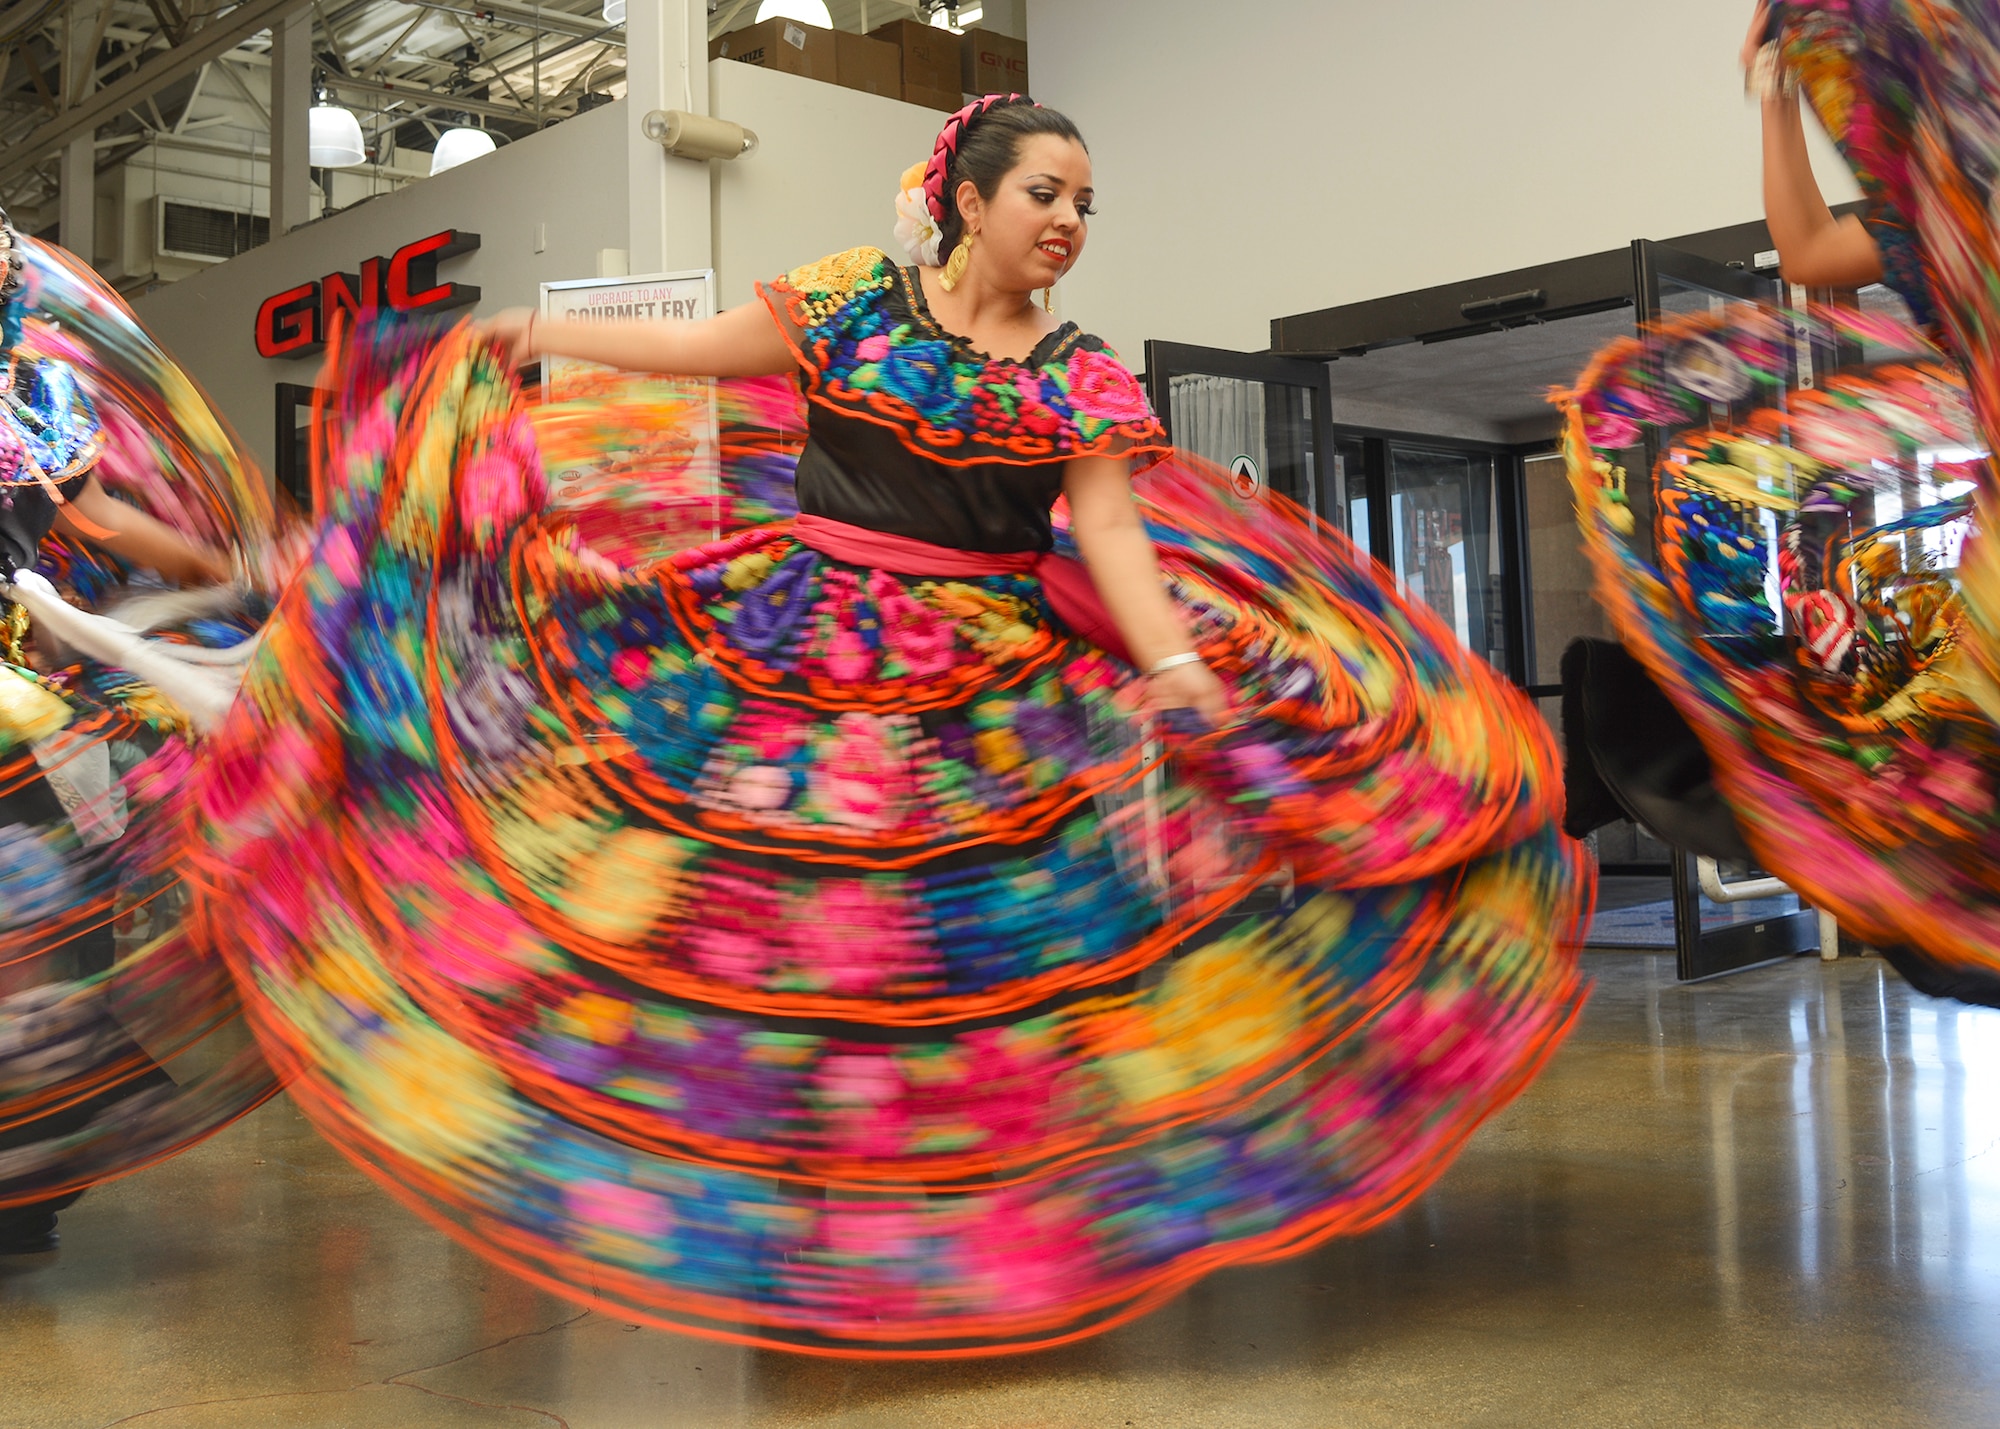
[193,319,1590,1355]
[0,240,279,1216]
[1553,0,2000,990]
[1559,301,2000,979]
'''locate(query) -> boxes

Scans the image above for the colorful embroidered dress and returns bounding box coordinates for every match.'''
[0,235,278,1220]
[196,247,1590,1355]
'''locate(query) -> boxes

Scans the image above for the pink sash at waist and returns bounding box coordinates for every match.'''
[790,513,1133,666]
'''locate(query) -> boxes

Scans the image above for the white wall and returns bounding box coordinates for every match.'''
[1027,0,1862,360]
[709,59,947,307]
[132,101,631,472]
[129,66,952,473]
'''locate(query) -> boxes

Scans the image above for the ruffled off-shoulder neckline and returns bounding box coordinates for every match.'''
[894,264,1082,369]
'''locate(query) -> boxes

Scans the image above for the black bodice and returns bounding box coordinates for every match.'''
[794,403,1068,555]
[758,247,1171,554]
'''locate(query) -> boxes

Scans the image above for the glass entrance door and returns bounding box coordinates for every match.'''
[1143,341,1339,528]
[1387,444,1510,667]
[1632,240,1824,981]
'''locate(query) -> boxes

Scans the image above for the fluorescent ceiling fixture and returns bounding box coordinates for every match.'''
[603,0,624,21]
[931,5,981,30]
[756,0,832,25]
[430,126,497,175]
[307,104,366,168]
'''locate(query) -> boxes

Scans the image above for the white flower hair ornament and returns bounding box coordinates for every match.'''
[893,161,942,267]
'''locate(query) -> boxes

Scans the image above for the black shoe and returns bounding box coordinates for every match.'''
[0,1209,60,1255]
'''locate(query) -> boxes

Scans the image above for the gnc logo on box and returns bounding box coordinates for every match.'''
[255,230,481,359]
[981,46,1027,77]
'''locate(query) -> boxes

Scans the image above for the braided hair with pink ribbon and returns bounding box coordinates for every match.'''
[895,93,1062,268]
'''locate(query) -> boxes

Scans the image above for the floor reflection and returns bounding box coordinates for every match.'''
[6,953,2000,1427]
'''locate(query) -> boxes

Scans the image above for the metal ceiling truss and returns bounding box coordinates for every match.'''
[0,0,626,211]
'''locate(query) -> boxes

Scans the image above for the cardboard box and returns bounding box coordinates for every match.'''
[869,19,964,110]
[710,18,837,83]
[835,30,901,100]
[961,29,1029,98]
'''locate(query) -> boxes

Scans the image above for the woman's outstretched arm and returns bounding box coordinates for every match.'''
[56,476,229,585]
[478,300,794,378]
[1063,455,1229,724]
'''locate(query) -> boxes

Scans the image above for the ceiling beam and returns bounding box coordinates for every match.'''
[143,0,190,46]
[0,0,63,51]
[0,0,310,185]
[326,70,549,124]
[208,44,270,124]
[415,1,620,43]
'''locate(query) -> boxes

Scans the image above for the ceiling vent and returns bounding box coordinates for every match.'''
[156,198,269,263]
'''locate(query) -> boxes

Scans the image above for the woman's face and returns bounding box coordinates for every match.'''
[956,134,1094,294]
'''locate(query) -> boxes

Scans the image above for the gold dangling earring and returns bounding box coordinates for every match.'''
[940,231,974,292]
[1043,285,1056,314]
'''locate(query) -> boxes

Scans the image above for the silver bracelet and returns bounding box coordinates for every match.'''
[1148,652,1204,676]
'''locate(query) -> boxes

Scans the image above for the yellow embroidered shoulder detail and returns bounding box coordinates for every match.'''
[781,248,893,327]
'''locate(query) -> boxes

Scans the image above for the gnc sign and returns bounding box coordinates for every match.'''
[255,230,481,359]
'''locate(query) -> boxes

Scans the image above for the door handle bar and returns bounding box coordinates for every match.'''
[1694,856,1839,962]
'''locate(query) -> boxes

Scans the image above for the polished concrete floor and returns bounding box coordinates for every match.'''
[6,952,2000,1428]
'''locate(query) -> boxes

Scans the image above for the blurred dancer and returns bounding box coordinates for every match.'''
[0,211,277,1252]
[197,96,1590,1354]
[1556,2,2000,1003]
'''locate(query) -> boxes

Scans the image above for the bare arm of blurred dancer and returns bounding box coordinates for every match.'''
[1063,455,1231,725]
[478,300,795,377]
[56,477,229,585]
[1745,2,1884,287]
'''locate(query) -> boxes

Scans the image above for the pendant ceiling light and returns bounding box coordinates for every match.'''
[307,100,366,168]
[430,125,497,176]
[755,0,833,25]
[602,0,624,22]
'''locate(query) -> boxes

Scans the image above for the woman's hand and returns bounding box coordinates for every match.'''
[242,525,313,594]
[475,307,538,367]
[1742,0,1773,74]
[1140,658,1232,726]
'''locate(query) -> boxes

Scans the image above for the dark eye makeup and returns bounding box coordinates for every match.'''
[1029,188,1096,217]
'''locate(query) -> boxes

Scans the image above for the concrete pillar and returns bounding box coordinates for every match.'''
[625,0,713,276]
[58,140,94,263]
[268,7,313,236]
[58,0,100,262]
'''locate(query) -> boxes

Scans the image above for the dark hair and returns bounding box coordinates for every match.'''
[937,100,1087,254]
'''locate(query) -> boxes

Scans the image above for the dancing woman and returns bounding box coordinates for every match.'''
[492,104,1229,728]
[197,96,1589,1354]
[1557,3,2000,999]
[0,211,277,1252]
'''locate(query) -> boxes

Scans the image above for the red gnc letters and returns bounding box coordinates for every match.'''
[255,230,481,359]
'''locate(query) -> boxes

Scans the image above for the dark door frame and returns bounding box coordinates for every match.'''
[1255,220,1854,981]
[1268,208,1861,358]
[273,382,320,513]
[1143,340,1337,521]
[1317,420,1536,689]
[1628,237,1822,981]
